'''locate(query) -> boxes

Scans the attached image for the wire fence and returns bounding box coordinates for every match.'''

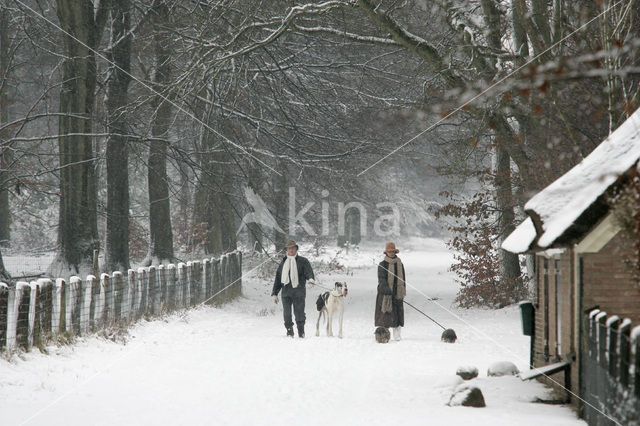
[582,308,640,426]
[0,251,242,353]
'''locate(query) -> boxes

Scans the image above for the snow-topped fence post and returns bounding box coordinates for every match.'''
[634,327,640,398]
[220,255,229,302]
[177,263,186,309]
[113,271,124,323]
[210,258,220,305]
[583,308,640,425]
[166,264,176,311]
[619,320,631,387]
[0,282,8,351]
[203,259,211,302]
[0,251,242,355]
[127,269,136,322]
[36,279,54,347]
[148,266,158,316]
[191,260,202,305]
[54,279,65,334]
[104,272,115,325]
[607,316,621,377]
[16,281,31,349]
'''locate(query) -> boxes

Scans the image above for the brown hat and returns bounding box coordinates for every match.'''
[285,240,299,249]
[383,242,399,254]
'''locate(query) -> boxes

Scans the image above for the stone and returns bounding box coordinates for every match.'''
[456,365,479,380]
[448,384,486,407]
[487,361,520,377]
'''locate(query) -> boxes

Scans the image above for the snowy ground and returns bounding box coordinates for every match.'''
[0,238,585,425]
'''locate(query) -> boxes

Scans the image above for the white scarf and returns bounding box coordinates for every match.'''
[281,255,299,288]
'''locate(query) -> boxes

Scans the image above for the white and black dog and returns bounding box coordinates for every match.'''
[315,282,348,338]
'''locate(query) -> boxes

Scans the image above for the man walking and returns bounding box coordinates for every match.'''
[272,240,315,338]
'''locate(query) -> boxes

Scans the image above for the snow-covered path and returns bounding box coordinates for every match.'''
[0,239,585,425]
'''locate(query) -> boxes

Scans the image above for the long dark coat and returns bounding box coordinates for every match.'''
[374,259,405,328]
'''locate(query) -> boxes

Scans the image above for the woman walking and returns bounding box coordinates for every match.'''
[375,242,406,341]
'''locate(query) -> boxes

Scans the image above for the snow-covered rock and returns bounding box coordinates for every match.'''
[487,361,520,377]
[448,383,486,407]
[456,365,479,380]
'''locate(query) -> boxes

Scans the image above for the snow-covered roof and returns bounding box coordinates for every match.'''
[504,108,640,253]
[501,217,536,253]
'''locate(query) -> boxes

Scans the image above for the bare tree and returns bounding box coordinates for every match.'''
[51,0,109,276]
[105,0,133,272]
[0,5,11,247]
[147,0,174,264]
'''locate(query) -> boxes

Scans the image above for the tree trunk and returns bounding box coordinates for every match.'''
[105,0,132,273]
[0,246,9,283]
[495,143,523,291]
[192,99,223,255]
[512,0,530,58]
[0,6,10,247]
[53,0,106,275]
[272,162,287,253]
[147,1,174,264]
[218,150,237,253]
[246,165,264,253]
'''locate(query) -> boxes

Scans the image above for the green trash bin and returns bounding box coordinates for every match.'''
[519,301,534,336]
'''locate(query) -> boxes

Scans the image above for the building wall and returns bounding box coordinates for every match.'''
[531,229,639,406]
[532,251,575,399]
[581,231,640,323]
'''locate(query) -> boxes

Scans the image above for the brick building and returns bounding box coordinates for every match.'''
[502,109,640,418]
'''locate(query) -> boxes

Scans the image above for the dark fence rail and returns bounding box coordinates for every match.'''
[582,308,640,426]
[0,251,242,354]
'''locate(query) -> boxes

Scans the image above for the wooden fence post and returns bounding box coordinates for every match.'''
[157,265,166,313]
[211,258,220,305]
[136,268,147,319]
[588,309,600,360]
[185,262,193,308]
[220,255,228,302]
[166,264,176,311]
[148,266,158,316]
[113,271,124,322]
[16,281,31,349]
[190,261,201,305]
[28,281,42,348]
[596,311,608,367]
[619,319,632,387]
[607,316,621,377]
[6,283,24,352]
[0,282,8,351]
[36,279,53,345]
[79,275,96,335]
[127,269,137,322]
[177,263,187,308]
[237,251,243,297]
[632,325,640,398]
[140,267,149,316]
[103,272,114,325]
[68,277,83,336]
[54,278,66,334]
[203,259,211,302]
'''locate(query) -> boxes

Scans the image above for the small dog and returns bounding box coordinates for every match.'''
[375,327,390,343]
[441,328,457,343]
[315,282,348,338]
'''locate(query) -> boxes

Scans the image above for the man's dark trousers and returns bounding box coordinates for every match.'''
[282,293,305,329]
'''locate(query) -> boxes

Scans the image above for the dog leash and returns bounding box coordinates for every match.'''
[309,281,333,291]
